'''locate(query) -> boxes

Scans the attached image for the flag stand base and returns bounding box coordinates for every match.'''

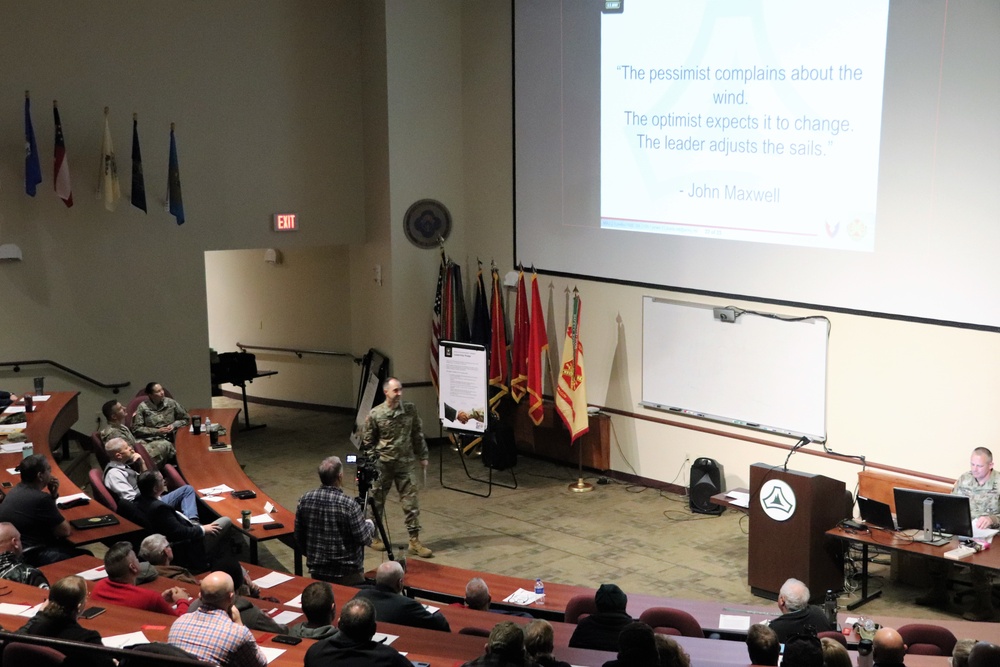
[569,477,594,493]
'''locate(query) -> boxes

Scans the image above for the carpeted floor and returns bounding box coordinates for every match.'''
[77,396,961,623]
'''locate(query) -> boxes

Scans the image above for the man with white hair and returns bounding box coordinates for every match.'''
[768,578,834,642]
[103,436,198,521]
[352,561,450,632]
[138,533,199,584]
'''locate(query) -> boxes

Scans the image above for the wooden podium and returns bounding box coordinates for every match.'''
[748,463,846,601]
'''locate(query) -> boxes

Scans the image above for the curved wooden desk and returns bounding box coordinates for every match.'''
[173,408,299,570]
[1,391,141,545]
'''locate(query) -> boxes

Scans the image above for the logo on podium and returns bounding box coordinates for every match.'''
[759,479,796,521]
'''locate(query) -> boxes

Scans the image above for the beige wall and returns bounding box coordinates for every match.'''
[4,1,997,493]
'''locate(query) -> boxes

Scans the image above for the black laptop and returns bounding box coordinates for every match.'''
[857,496,897,530]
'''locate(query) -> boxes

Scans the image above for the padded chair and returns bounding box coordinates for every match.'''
[89,432,111,469]
[565,593,598,624]
[897,623,957,656]
[638,607,704,638]
[124,395,147,429]
[89,468,117,511]
[458,627,491,637]
[818,631,848,647]
[2,642,66,667]
[163,463,187,491]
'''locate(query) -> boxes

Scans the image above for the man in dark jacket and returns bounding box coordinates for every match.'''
[768,578,834,643]
[134,471,231,571]
[568,583,633,651]
[304,597,412,667]
[462,621,532,667]
[352,560,450,632]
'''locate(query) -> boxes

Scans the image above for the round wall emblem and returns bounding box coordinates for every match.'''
[404,199,452,249]
[759,479,797,521]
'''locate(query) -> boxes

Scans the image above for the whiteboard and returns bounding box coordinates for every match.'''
[641,297,829,441]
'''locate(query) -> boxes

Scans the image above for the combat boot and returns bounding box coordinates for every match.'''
[370,537,386,551]
[408,535,433,558]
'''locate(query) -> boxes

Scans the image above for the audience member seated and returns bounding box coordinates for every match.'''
[304,597,411,667]
[768,578,834,642]
[16,575,115,667]
[782,633,824,667]
[462,620,532,667]
[747,623,780,666]
[90,541,191,616]
[288,581,339,639]
[655,634,691,667]
[188,559,287,633]
[99,399,174,468]
[968,642,1000,667]
[523,619,570,667]
[873,627,908,667]
[820,637,851,667]
[952,638,977,667]
[568,583,634,652]
[138,533,199,584]
[352,561,450,632]
[602,621,659,667]
[0,454,88,565]
[104,437,197,519]
[463,577,533,617]
[131,382,190,443]
[0,390,19,410]
[135,470,232,571]
[168,571,267,667]
[0,522,48,588]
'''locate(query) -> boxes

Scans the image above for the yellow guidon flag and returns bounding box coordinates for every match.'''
[555,288,589,443]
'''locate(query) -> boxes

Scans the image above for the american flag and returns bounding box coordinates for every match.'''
[53,102,73,207]
[429,250,446,392]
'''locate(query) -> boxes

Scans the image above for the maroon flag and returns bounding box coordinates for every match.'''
[527,272,549,425]
[53,101,73,207]
[510,269,529,403]
[488,266,509,413]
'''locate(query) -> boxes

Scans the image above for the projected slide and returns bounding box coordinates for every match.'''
[600,1,889,250]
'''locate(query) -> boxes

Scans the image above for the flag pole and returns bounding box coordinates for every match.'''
[567,289,593,493]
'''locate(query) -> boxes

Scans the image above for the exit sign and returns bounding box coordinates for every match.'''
[273,213,298,231]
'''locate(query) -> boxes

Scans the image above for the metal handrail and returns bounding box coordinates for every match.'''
[236,342,361,363]
[0,359,130,393]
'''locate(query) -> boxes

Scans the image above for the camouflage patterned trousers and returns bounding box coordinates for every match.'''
[143,438,176,468]
[370,458,421,537]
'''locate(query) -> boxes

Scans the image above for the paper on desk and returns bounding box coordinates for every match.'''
[264,501,275,513]
[271,610,302,625]
[77,565,108,581]
[0,425,24,434]
[201,495,225,503]
[31,395,50,402]
[0,603,32,615]
[3,406,25,414]
[259,646,285,664]
[57,492,91,506]
[373,632,398,645]
[726,491,750,508]
[253,571,294,589]
[422,604,440,614]
[102,630,150,648]
[0,443,28,454]
[198,483,235,495]
[5,468,19,475]
[285,594,302,608]
[20,602,45,617]
[718,614,752,631]
[503,588,544,606]
[973,526,999,541]
[248,513,273,525]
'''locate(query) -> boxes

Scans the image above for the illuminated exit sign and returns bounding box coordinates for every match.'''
[273,213,298,231]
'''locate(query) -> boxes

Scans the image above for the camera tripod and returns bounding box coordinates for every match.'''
[357,486,397,562]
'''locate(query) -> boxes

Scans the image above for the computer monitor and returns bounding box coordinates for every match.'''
[893,487,973,539]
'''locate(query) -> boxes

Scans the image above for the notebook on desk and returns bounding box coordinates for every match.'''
[857,496,897,530]
[70,514,120,530]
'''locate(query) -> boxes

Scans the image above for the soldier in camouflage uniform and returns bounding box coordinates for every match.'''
[131,382,190,448]
[917,447,1000,621]
[0,522,49,588]
[99,399,175,468]
[360,378,433,558]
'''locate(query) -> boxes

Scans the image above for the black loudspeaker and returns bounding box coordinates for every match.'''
[689,457,725,515]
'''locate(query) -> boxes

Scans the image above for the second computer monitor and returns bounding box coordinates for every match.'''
[893,487,973,538]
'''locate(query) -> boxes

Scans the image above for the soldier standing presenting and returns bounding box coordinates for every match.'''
[360,378,433,558]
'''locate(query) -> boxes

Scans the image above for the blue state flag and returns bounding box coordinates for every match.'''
[24,94,42,196]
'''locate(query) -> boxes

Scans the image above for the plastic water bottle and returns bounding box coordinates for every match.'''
[534,578,545,605]
[204,417,211,433]
[824,589,838,628]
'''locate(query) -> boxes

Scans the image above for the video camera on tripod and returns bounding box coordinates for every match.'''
[346,453,379,499]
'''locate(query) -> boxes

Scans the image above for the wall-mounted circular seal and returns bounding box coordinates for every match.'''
[404,199,452,249]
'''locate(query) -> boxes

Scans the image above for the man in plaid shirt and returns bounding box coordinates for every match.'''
[168,571,266,667]
[295,456,375,585]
